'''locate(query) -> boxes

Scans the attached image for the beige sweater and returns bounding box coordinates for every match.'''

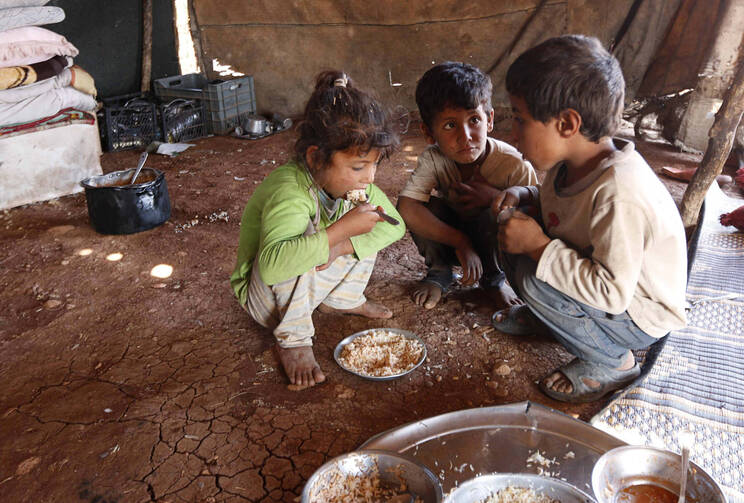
[535,139,687,338]
[400,137,537,204]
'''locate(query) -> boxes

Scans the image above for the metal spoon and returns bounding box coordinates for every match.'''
[130,152,149,185]
[678,430,694,503]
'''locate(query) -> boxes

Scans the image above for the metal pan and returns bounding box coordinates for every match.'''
[445,473,595,503]
[333,328,427,381]
[302,449,442,503]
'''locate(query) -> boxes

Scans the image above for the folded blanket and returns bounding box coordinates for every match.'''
[0,107,94,139]
[0,26,78,67]
[0,1,50,7]
[0,85,96,126]
[0,6,64,32]
[0,53,68,89]
[0,64,96,101]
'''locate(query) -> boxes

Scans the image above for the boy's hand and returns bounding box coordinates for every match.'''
[454,238,483,285]
[491,187,522,216]
[497,211,551,260]
[451,181,500,211]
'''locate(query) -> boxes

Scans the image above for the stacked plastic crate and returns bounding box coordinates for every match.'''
[154,73,256,135]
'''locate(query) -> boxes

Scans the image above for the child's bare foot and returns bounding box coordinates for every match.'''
[485,282,523,309]
[411,281,443,309]
[317,301,393,319]
[275,345,326,389]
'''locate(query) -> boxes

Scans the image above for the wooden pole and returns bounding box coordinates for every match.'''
[680,40,744,228]
[141,0,153,93]
[188,0,206,74]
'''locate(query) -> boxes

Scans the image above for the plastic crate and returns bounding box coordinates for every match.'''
[100,93,160,152]
[154,73,207,101]
[154,74,256,135]
[160,98,207,143]
[202,76,256,134]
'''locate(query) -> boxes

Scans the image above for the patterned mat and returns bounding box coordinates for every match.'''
[591,183,744,503]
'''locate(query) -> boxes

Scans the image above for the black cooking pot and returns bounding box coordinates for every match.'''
[80,167,171,234]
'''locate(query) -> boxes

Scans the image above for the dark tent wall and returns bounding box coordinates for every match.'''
[192,0,684,117]
[48,0,179,99]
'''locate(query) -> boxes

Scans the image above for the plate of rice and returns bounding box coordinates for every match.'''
[333,328,427,381]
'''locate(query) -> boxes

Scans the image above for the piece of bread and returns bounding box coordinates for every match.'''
[346,189,367,204]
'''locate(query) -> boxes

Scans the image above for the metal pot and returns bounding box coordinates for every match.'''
[242,115,272,136]
[80,167,171,235]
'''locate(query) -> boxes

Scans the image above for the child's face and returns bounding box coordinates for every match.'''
[320,147,381,199]
[509,94,563,171]
[424,104,494,166]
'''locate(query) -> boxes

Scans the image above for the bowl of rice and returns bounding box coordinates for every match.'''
[301,449,443,503]
[333,328,427,381]
[443,473,595,503]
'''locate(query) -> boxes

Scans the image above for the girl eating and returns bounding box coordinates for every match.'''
[230,70,405,389]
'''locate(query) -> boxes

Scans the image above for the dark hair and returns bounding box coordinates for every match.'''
[294,70,398,177]
[506,35,625,142]
[415,62,493,130]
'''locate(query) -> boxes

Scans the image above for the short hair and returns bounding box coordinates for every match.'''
[506,35,625,142]
[295,70,399,175]
[415,62,493,130]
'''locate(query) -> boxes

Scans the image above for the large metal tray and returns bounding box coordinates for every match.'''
[360,401,626,499]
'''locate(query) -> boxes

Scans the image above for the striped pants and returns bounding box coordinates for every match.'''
[244,253,376,348]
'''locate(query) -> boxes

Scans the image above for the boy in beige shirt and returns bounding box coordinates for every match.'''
[492,35,687,403]
[398,62,537,309]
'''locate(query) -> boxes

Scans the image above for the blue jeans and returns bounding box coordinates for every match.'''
[410,197,505,291]
[504,253,657,368]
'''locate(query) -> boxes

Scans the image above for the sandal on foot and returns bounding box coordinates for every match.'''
[491,305,548,336]
[539,358,641,403]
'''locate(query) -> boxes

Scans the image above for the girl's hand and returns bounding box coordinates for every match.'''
[328,203,382,241]
[497,211,551,259]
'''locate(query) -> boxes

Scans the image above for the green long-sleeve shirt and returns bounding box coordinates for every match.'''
[230,161,406,305]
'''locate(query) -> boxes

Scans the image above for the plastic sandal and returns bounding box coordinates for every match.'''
[539,358,641,403]
[491,305,547,336]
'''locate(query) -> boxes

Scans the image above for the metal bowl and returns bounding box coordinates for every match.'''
[333,328,427,381]
[444,473,595,503]
[591,445,727,503]
[301,449,442,502]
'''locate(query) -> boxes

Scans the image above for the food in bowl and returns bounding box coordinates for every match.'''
[477,486,559,503]
[614,483,676,502]
[309,467,423,503]
[338,330,424,377]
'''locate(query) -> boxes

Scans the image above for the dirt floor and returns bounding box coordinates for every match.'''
[1,121,741,503]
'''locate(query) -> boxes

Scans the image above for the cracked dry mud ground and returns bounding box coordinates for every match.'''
[1,123,741,502]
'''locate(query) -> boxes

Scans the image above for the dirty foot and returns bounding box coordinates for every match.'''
[411,281,443,309]
[541,351,636,398]
[275,344,326,390]
[318,301,393,319]
[485,282,523,309]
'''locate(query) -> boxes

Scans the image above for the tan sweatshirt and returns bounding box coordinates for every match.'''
[535,139,687,338]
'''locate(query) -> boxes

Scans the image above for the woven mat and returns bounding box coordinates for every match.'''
[591,182,744,503]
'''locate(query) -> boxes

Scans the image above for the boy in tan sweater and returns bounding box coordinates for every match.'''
[492,35,687,403]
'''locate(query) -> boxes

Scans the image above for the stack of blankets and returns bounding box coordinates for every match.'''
[0,0,97,133]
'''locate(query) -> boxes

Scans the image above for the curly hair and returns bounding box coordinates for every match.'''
[294,70,399,178]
